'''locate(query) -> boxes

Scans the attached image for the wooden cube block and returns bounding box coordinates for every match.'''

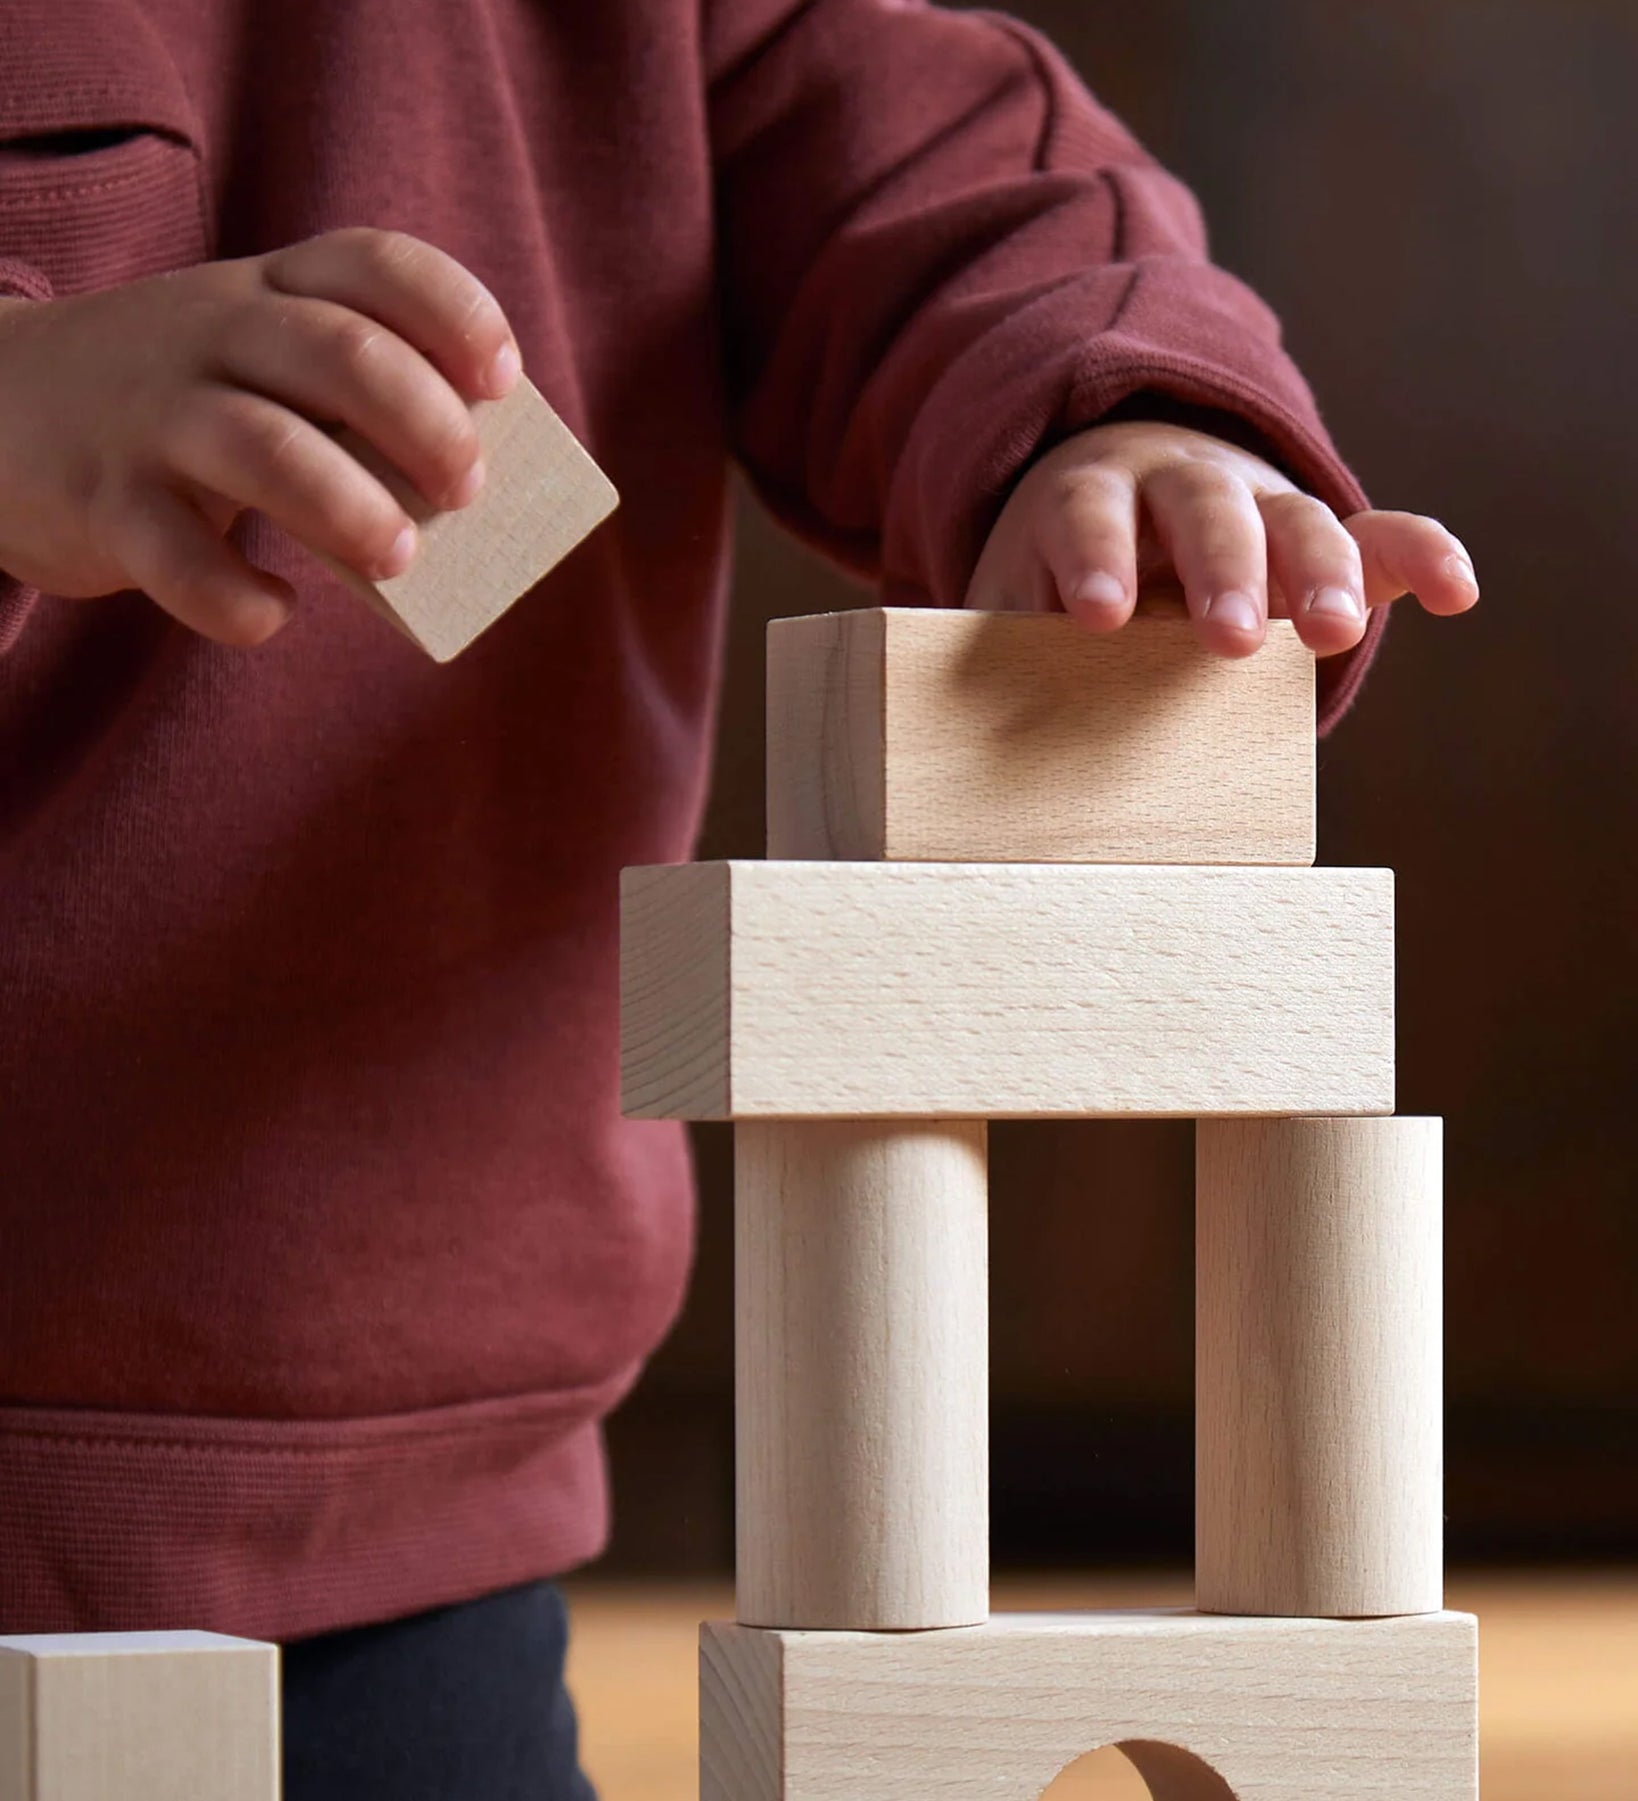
[701,1610,1478,1801]
[330,375,617,661]
[0,1632,277,1801]
[766,610,1315,865]
[620,861,1394,1119]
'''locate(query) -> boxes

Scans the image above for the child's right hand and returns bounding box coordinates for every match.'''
[0,229,520,646]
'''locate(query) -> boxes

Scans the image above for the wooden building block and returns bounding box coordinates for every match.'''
[766,610,1315,865]
[330,374,618,661]
[700,1610,1478,1800]
[620,861,1394,1119]
[1196,1117,1444,1618]
[736,1120,989,1631]
[0,1632,277,1801]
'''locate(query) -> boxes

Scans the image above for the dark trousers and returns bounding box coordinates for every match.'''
[282,1580,596,1801]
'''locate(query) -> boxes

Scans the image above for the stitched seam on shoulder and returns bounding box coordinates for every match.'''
[966,11,1060,174]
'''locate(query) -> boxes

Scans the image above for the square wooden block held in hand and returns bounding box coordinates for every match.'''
[331,375,618,662]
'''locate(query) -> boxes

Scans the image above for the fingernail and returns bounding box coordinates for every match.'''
[1071,572,1127,611]
[1205,591,1261,634]
[375,524,417,579]
[1443,554,1478,592]
[1307,585,1364,621]
[487,342,521,397]
[447,458,486,509]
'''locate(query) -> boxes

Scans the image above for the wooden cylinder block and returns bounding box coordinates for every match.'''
[735,1119,989,1630]
[1196,1116,1443,1618]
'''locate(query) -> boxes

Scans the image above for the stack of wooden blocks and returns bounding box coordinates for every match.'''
[621,608,1479,1800]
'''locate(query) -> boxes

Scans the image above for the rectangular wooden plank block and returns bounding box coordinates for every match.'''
[766,610,1315,864]
[0,1633,278,1801]
[331,374,618,661]
[620,861,1394,1119]
[701,1610,1478,1800]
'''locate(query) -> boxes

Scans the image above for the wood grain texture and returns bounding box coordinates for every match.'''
[566,1573,1625,1801]
[766,612,886,861]
[620,862,1394,1119]
[735,1121,989,1630]
[1196,1117,1444,1618]
[329,374,617,662]
[0,1633,277,1801]
[765,610,1315,865]
[700,1610,1478,1800]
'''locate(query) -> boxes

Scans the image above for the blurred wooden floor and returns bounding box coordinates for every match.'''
[563,1571,1638,1800]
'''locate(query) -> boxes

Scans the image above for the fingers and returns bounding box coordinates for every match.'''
[964,417,1477,665]
[263,229,518,403]
[1038,464,1140,632]
[167,387,417,582]
[1141,462,1269,657]
[1347,510,1480,616]
[1258,490,1368,655]
[115,485,295,647]
[211,295,483,511]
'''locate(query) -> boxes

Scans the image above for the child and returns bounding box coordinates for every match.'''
[0,0,1477,1794]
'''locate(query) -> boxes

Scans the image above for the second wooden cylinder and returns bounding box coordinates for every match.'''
[1196,1116,1443,1617]
[734,1118,989,1630]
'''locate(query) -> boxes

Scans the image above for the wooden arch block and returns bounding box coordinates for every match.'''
[620,861,1394,1119]
[329,375,618,662]
[0,1632,277,1801]
[766,610,1315,865]
[701,1611,1478,1801]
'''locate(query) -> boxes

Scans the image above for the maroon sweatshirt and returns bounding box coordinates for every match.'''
[0,0,1380,1640]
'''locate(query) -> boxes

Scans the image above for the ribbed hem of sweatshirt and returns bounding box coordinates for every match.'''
[0,261,52,654]
[0,1394,612,1641]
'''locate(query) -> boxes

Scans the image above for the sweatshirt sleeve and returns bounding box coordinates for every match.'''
[706,0,1383,731]
[0,256,54,657]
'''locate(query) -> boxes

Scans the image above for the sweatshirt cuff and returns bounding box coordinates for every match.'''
[885,257,1384,736]
[0,259,54,655]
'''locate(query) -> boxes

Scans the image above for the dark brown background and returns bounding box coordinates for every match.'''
[604,0,1638,1572]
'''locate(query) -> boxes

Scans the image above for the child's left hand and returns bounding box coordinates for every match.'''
[966,419,1479,658]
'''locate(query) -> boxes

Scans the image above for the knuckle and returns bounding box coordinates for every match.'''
[200,393,312,495]
[450,278,503,347]
[327,486,404,566]
[231,401,304,478]
[1160,462,1240,511]
[189,387,257,451]
[327,314,388,379]
[178,586,268,648]
[1261,490,1331,526]
[351,227,425,285]
[1050,464,1127,511]
[160,560,229,625]
[432,412,481,481]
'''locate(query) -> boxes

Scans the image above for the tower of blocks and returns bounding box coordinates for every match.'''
[621,608,1480,1800]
